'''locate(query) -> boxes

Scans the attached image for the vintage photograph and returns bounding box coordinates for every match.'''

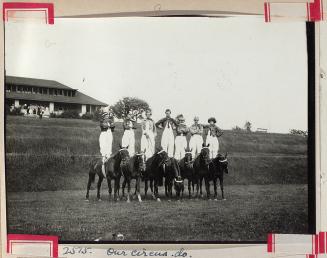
[5,16,310,241]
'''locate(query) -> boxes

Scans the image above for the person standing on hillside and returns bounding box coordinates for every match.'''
[155,109,178,158]
[99,108,115,178]
[122,110,137,156]
[204,117,223,159]
[189,116,204,158]
[141,109,156,160]
[174,114,189,160]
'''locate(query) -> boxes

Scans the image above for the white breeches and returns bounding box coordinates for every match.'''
[161,128,175,157]
[99,130,113,158]
[122,130,135,156]
[189,134,203,158]
[206,135,219,159]
[141,132,155,160]
[174,136,187,160]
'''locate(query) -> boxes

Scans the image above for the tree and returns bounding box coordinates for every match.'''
[232,125,243,132]
[110,97,150,119]
[290,129,308,137]
[244,121,252,132]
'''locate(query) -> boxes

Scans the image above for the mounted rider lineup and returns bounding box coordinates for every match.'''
[86,108,229,202]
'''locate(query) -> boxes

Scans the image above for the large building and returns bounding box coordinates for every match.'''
[5,76,107,116]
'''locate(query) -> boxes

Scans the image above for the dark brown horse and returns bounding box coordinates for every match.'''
[121,151,146,203]
[209,153,229,200]
[144,149,170,201]
[164,157,183,199]
[193,143,211,198]
[85,147,130,201]
[179,148,195,198]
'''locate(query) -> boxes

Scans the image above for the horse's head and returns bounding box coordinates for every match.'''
[156,149,170,167]
[216,152,229,174]
[184,148,193,169]
[135,150,147,173]
[118,145,130,166]
[173,158,184,194]
[174,176,184,194]
[200,143,211,166]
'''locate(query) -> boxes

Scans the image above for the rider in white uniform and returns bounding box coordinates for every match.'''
[121,111,136,156]
[174,114,189,160]
[155,109,178,158]
[189,116,204,158]
[99,109,115,178]
[205,117,223,159]
[141,109,156,160]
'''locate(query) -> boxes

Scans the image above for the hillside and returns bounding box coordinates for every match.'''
[5,116,308,192]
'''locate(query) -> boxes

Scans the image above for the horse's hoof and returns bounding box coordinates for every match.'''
[214,198,218,201]
[85,198,89,202]
[127,199,130,203]
[168,199,171,202]
[208,198,212,201]
[138,199,143,203]
[97,199,102,202]
[223,198,227,201]
[157,198,161,202]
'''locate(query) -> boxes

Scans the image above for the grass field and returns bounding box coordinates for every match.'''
[7,185,308,241]
[5,115,309,241]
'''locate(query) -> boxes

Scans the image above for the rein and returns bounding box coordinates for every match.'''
[219,159,228,163]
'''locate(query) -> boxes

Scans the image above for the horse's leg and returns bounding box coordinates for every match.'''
[195,177,200,197]
[154,180,160,201]
[107,177,112,200]
[205,177,210,199]
[97,176,104,201]
[213,178,218,200]
[122,178,126,198]
[126,179,131,203]
[86,174,92,200]
[188,178,191,198]
[220,177,225,200]
[165,179,168,197]
[150,179,156,200]
[144,179,148,198]
[136,176,142,202]
[114,177,120,201]
[200,177,204,198]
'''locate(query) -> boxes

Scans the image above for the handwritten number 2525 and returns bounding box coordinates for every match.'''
[62,247,91,255]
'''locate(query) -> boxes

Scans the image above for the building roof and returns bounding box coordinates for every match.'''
[6,76,74,90]
[5,76,107,106]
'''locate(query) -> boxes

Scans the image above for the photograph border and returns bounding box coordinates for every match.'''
[0,1,325,257]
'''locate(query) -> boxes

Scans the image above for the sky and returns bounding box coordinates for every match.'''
[5,16,308,133]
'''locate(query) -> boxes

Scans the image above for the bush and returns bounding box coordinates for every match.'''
[58,110,80,119]
[8,107,23,116]
[81,113,93,120]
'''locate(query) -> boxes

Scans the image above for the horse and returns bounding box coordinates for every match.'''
[179,148,195,198]
[85,146,130,201]
[193,143,211,198]
[164,158,183,200]
[121,151,146,203]
[144,149,170,201]
[209,153,229,200]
